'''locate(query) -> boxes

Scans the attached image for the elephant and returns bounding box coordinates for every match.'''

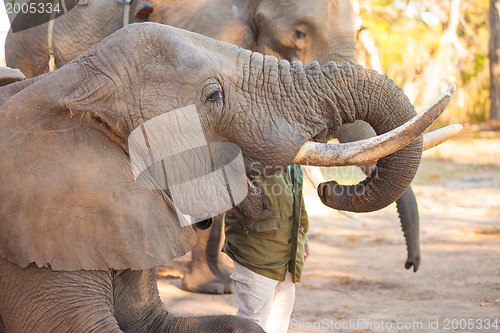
[5,0,419,295]
[0,22,455,332]
[4,0,254,78]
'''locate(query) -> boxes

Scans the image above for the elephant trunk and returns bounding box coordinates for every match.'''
[288,61,423,213]
[162,314,265,333]
[318,10,423,269]
[397,187,421,272]
[318,30,357,66]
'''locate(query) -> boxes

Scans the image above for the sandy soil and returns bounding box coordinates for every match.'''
[156,130,500,333]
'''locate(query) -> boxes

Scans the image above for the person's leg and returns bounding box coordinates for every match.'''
[265,271,296,333]
[231,262,279,330]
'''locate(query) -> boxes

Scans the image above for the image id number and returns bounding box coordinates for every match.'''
[6,2,61,14]
[443,318,499,330]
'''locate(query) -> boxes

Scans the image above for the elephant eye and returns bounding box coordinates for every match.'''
[207,90,223,102]
[295,30,306,39]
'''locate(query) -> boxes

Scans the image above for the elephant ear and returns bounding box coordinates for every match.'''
[0,63,197,271]
[0,67,26,86]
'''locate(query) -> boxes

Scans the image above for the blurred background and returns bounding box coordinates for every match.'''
[352,0,498,128]
[4,0,499,127]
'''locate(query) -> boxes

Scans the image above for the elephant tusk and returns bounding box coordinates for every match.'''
[302,165,327,189]
[302,165,359,220]
[318,124,464,166]
[296,124,463,166]
[422,123,463,151]
[293,85,456,167]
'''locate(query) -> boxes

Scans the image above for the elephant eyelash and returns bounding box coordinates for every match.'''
[294,30,306,39]
[207,90,223,102]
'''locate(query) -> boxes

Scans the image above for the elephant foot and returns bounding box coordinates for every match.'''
[181,269,233,294]
[181,250,234,294]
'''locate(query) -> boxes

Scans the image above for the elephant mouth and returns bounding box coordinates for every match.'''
[229,174,274,221]
[292,85,460,167]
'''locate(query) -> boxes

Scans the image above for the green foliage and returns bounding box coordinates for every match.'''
[356,0,490,125]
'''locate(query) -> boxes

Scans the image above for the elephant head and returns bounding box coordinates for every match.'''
[249,0,356,65]
[0,23,452,272]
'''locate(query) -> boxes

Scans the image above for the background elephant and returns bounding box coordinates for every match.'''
[5,0,254,77]
[5,0,420,294]
[6,0,126,77]
[0,23,446,331]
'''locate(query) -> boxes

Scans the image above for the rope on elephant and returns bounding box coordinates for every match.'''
[121,0,131,27]
[47,0,58,72]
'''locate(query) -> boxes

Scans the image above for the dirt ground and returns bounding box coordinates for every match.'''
[156,129,500,333]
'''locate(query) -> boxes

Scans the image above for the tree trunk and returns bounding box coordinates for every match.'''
[490,0,500,120]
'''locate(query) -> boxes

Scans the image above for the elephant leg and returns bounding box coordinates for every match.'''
[113,268,264,333]
[0,258,122,332]
[0,315,5,333]
[181,215,233,294]
[112,268,166,332]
